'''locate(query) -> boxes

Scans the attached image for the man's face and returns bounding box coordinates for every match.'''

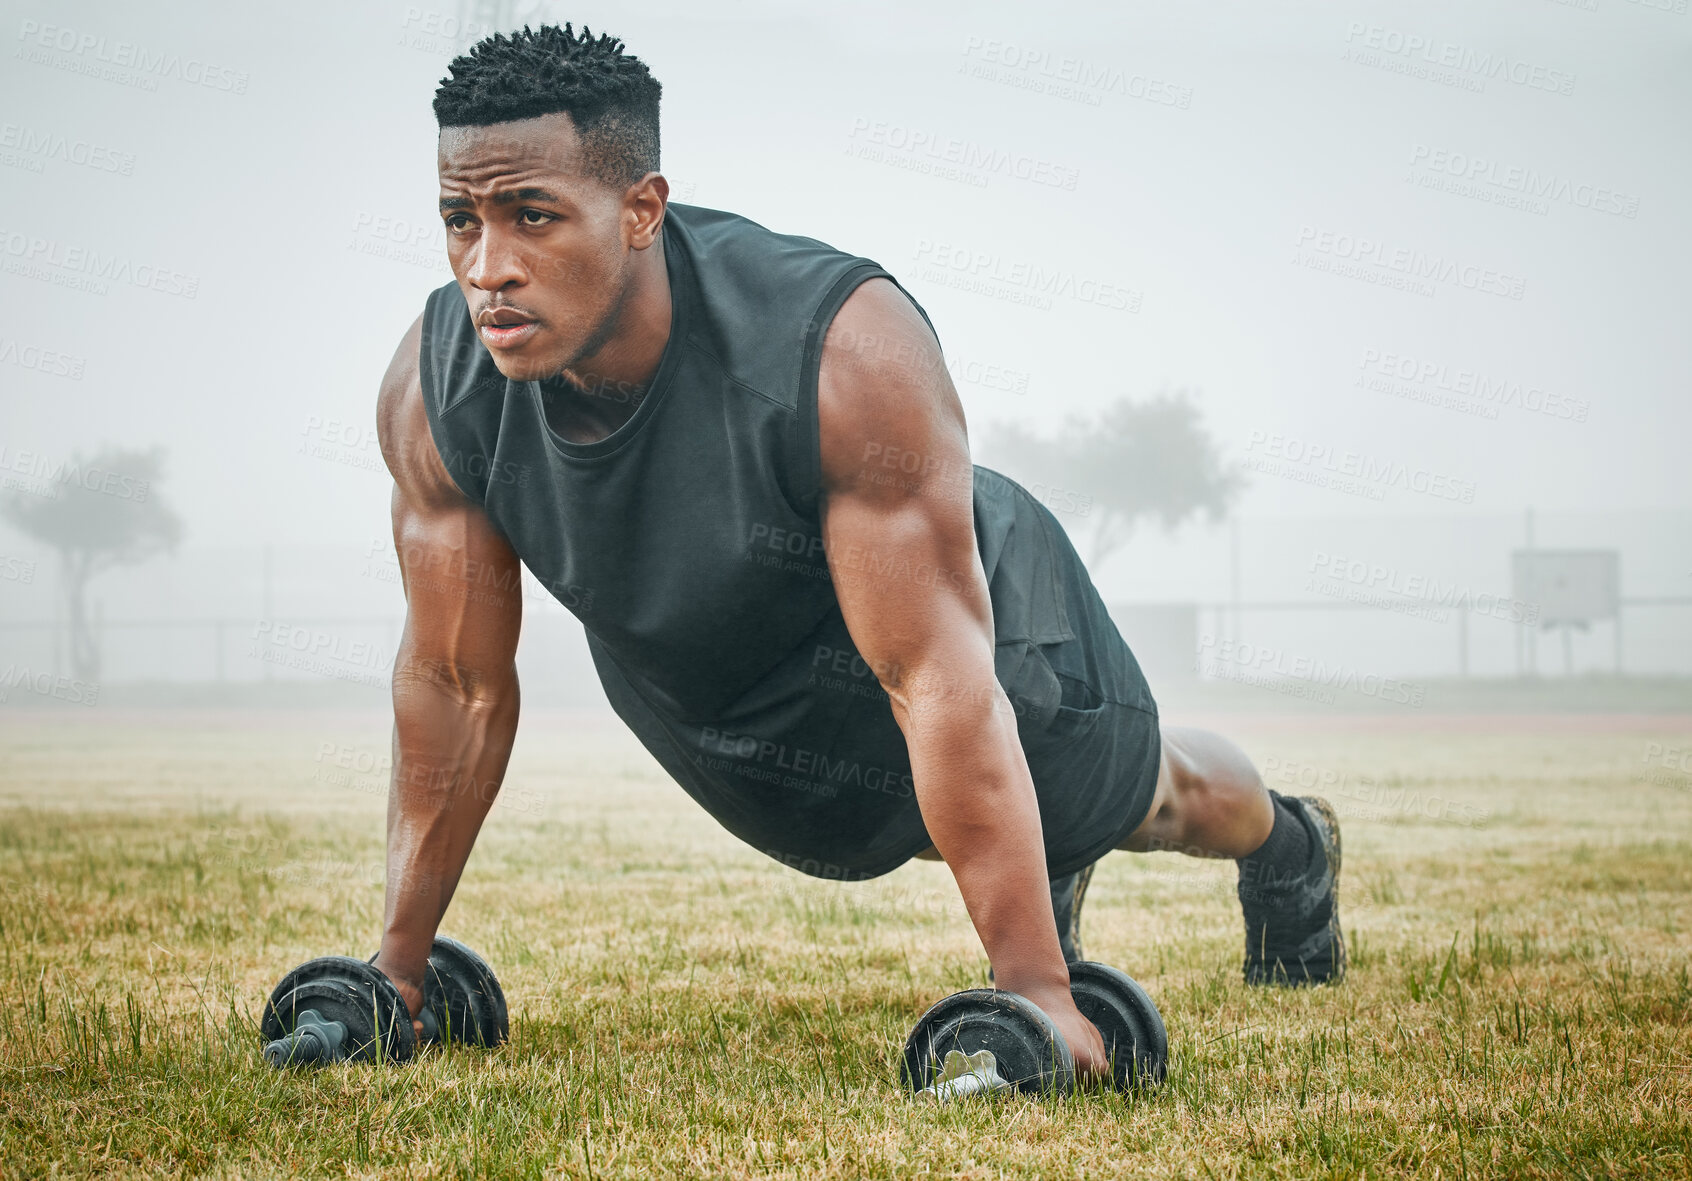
[437,112,654,382]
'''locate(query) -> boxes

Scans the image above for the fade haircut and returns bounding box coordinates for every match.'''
[433,23,661,190]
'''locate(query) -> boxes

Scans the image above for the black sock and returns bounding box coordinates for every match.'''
[1238,791,1312,895]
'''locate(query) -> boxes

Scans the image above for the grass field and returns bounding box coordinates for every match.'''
[1,702,1690,1178]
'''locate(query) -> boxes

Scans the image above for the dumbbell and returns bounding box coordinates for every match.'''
[901,961,1167,1098]
[260,936,509,1068]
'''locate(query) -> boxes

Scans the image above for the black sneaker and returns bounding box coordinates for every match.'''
[1051,860,1096,965]
[1239,794,1345,986]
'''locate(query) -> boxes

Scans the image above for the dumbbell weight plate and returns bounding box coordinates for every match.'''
[260,955,417,1064]
[901,987,1076,1096]
[421,936,509,1048]
[1067,960,1167,1089]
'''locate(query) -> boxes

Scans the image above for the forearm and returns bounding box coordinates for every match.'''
[375,660,519,990]
[898,682,1071,999]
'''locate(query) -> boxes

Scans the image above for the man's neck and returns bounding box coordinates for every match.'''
[542,240,673,442]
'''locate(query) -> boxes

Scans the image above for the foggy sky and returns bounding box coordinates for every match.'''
[2,0,1687,558]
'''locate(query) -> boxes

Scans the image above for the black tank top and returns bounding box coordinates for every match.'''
[418,202,1154,881]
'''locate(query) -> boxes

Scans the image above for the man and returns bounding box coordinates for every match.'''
[371,24,1343,1081]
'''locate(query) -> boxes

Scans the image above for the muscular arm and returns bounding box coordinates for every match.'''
[370,313,523,1018]
[816,279,1106,1075]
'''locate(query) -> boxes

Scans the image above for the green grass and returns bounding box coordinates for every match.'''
[0,708,1689,1178]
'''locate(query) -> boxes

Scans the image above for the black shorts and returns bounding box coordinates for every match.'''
[988,470,1164,878]
[1020,693,1163,878]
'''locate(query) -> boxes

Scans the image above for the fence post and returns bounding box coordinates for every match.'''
[262,545,273,683]
[1457,609,1468,678]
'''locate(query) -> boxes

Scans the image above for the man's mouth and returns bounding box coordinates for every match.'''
[478,309,540,348]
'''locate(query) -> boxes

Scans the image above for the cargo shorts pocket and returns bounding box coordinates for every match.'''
[995,639,1063,735]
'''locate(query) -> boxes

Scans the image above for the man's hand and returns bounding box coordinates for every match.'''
[815,276,1090,1038]
[372,311,523,998]
[1017,983,1110,1085]
[371,959,427,1042]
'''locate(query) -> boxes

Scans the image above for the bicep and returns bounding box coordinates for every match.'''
[388,489,523,702]
[377,316,522,703]
[816,281,997,709]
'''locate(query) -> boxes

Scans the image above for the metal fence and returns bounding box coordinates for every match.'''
[2,508,1689,695]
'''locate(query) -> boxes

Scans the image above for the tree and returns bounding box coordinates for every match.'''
[981,390,1244,572]
[1,446,184,681]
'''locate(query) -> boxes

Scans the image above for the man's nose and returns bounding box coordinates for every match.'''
[465,227,525,291]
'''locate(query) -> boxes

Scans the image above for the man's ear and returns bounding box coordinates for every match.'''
[625,173,669,249]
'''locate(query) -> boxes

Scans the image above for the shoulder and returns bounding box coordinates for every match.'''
[816,277,967,499]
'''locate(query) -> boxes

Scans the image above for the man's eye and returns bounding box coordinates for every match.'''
[520,209,553,225]
[444,215,472,232]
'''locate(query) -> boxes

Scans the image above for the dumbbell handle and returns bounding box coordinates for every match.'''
[263,1009,347,1068]
[916,1049,1014,1103]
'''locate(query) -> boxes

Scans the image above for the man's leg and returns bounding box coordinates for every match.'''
[1118,726,1345,986]
[1117,726,1274,859]
[913,725,1343,983]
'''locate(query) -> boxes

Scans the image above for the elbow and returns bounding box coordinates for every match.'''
[885,665,1009,730]
[394,656,519,716]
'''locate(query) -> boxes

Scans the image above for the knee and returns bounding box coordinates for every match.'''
[1119,740,1197,854]
[1127,728,1259,856]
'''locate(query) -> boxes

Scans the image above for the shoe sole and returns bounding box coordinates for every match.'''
[1298,794,1345,984]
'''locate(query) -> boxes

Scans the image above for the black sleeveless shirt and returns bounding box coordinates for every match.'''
[418,202,1158,881]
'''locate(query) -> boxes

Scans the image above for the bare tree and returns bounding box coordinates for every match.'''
[982,390,1244,572]
[1,446,183,681]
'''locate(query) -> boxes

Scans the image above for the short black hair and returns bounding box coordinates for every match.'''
[433,23,661,190]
